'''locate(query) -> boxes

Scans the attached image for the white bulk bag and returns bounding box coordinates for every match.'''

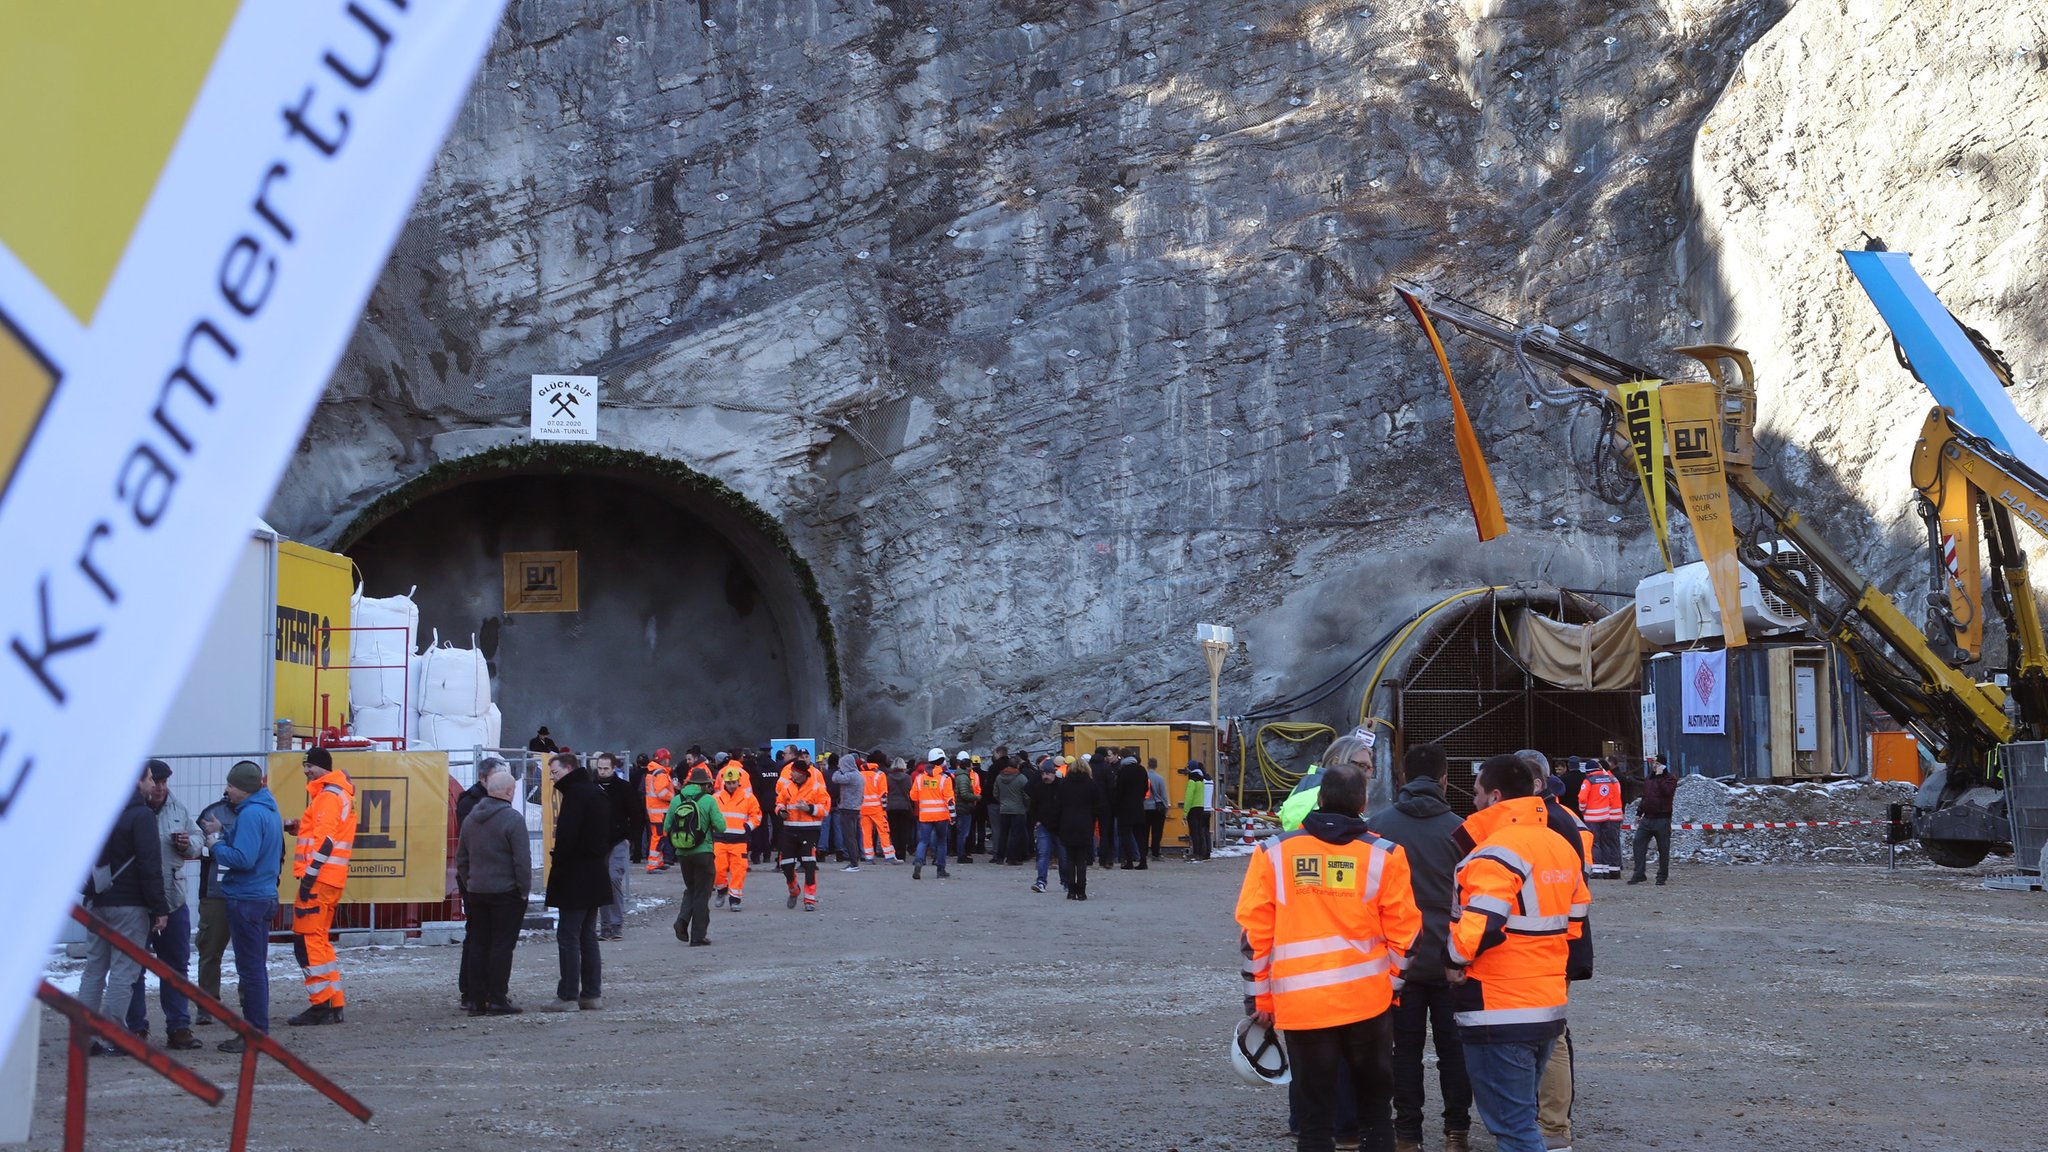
[416,640,491,719]
[416,710,493,753]
[351,704,410,743]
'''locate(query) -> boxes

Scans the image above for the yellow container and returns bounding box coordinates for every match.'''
[1059,721,1219,854]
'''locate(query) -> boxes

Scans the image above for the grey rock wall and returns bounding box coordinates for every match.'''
[269,0,2043,752]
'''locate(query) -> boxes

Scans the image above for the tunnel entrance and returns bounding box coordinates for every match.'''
[1389,592,1640,814]
[339,446,835,754]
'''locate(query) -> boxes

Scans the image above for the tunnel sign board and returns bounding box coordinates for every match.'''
[504,550,579,614]
[531,374,599,441]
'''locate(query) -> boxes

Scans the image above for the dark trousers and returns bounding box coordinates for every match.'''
[1145,809,1166,856]
[1097,816,1116,866]
[994,812,1028,862]
[1118,824,1144,865]
[195,897,229,1007]
[677,853,715,943]
[1391,981,1471,1139]
[1187,808,1212,860]
[887,810,915,861]
[1289,1010,1394,1152]
[126,901,193,1035]
[463,891,523,1006]
[1633,816,1672,881]
[554,906,601,1001]
[1061,840,1091,895]
[1590,820,1622,875]
[224,898,272,1033]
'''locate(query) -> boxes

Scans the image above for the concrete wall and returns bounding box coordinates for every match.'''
[348,473,813,752]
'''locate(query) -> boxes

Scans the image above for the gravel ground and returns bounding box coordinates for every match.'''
[23,854,2048,1151]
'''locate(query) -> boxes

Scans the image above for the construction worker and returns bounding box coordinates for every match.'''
[1576,757,1624,879]
[860,755,897,863]
[289,747,355,1026]
[712,765,762,910]
[911,751,954,879]
[950,750,982,862]
[774,751,832,910]
[1235,760,1421,1152]
[1448,755,1591,1152]
[1280,732,1377,831]
[644,749,675,873]
[1517,751,1596,1152]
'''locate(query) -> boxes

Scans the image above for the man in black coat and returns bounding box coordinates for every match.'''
[593,753,643,941]
[78,768,170,1055]
[544,753,611,1010]
[1114,756,1150,869]
[1025,757,1064,893]
[1055,763,1101,900]
[1366,743,1473,1151]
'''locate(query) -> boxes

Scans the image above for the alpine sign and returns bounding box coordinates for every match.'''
[531,374,599,441]
[0,1,506,1045]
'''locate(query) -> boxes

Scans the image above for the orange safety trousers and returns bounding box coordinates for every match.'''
[645,823,666,871]
[293,880,346,1008]
[714,841,749,896]
[861,809,894,858]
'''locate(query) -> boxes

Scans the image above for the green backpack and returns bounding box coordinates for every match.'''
[667,790,715,851]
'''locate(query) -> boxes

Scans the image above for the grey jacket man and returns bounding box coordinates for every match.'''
[831,761,865,810]
[456,797,533,900]
[1365,776,1464,984]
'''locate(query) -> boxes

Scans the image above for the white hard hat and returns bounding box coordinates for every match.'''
[1230,1017,1290,1087]
[955,750,970,761]
[927,747,945,762]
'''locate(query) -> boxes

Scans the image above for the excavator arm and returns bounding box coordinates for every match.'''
[1390,283,2014,797]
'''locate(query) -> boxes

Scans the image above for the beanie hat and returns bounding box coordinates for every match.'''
[226,760,264,792]
[304,747,333,771]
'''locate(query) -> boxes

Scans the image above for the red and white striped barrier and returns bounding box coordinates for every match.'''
[1623,820,1888,831]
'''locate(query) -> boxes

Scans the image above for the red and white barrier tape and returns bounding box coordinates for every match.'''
[1622,820,1888,831]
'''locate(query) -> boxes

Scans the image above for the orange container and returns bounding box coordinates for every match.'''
[1869,731,1921,784]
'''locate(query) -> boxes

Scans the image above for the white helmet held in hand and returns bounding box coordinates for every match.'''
[1230,1016,1290,1087]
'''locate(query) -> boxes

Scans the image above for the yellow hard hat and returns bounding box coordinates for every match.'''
[720,766,745,785]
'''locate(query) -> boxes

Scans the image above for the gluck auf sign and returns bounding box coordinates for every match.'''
[0,2,506,1044]
[530,374,599,441]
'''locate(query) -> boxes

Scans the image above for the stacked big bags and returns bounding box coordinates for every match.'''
[349,588,419,745]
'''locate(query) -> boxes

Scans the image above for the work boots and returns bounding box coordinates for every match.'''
[287,1004,343,1026]
[1444,1132,1471,1152]
[713,887,728,908]
[1395,1140,1422,1152]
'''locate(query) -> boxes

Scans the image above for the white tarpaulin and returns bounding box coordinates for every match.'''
[1681,650,1728,734]
[0,2,506,1045]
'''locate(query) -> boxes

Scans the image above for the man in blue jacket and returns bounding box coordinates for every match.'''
[199,759,284,1053]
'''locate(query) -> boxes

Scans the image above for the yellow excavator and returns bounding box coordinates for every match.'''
[1393,283,2026,866]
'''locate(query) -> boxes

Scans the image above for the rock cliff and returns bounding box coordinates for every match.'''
[267,0,2048,749]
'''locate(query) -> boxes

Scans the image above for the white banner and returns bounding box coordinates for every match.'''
[530,374,598,441]
[0,1,505,1042]
[1681,650,1727,734]
[1640,694,1659,758]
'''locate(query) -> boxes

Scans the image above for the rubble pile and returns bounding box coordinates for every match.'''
[1657,775,1916,865]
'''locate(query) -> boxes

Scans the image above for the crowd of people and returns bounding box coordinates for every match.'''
[449,735,1222,1013]
[1237,738,1605,1152]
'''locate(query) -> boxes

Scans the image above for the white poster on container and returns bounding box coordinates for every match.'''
[531,374,599,441]
[1681,650,1727,734]
[1640,694,1659,758]
[0,1,507,1047]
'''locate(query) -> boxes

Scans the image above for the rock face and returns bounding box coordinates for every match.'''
[265,0,2047,750]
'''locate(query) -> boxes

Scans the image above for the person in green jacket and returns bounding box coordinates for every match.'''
[663,765,722,946]
[1279,732,1379,831]
[1181,762,1213,861]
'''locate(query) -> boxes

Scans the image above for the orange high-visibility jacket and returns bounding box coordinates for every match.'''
[776,772,832,828]
[1577,769,1622,823]
[1234,819,1421,1031]
[1447,795,1590,1042]
[912,769,954,822]
[860,766,890,809]
[295,770,356,890]
[714,785,762,840]
[645,764,675,815]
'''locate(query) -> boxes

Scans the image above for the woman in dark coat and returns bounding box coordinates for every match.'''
[1114,756,1150,869]
[1055,761,1102,901]
[544,752,612,1009]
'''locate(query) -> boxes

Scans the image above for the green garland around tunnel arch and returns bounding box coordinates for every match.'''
[336,441,842,706]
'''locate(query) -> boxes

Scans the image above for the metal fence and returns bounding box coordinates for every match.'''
[1997,741,2048,873]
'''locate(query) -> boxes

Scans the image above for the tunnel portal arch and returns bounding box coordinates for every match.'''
[337,443,838,752]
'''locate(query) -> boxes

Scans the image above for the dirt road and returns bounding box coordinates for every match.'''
[27,856,2048,1150]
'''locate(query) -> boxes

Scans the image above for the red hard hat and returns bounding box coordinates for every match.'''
[656,748,672,761]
